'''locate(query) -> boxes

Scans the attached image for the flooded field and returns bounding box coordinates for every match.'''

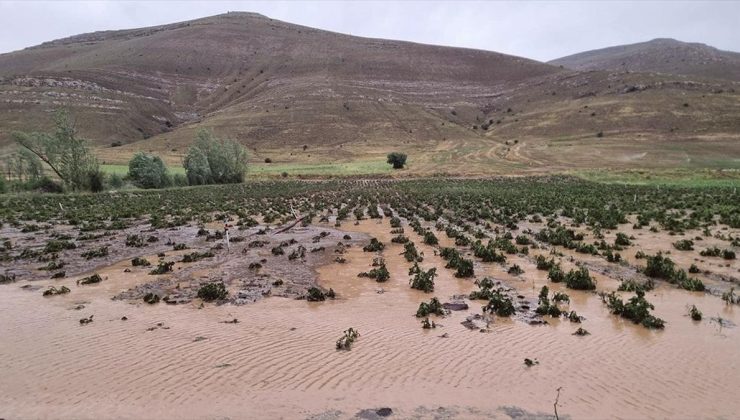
[1,214,738,419]
[1,178,738,418]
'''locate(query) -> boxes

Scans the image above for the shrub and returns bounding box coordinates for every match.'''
[421,318,437,329]
[307,286,334,301]
[181,251,215,263]
[618,278,654,293]
[423,230,438,245]
[483,290,516,317]
[386,152,407,169]
[416,297,446,317]
[132,257,151,267]
[673,270,705,291]
[614,232,631,246]
[548,264,565,282]
[197,282,228,301]
[565,267,596,290]
[402,242,423,262]
[535,255,556,270]
[108,173,124,189]
[644,253,676,279]
[573,327,590,336]
[689,305,702,321]
[358,261,390,282]
[336,328,360,350]
[77,273,102,285]
[149,261,174,275]
[700,247,721,257]
[602,289,665,329]
[410,267,437,292]
[81,246,109,260]
[454,258,474,278]
[44,239,76,253]
[391,234,409,244]
[87,170,105,193]
[507,264,524,275]
[363,238,385,252]
[673,239,694,251]
[125,234,145,247]
[469,278,497,300]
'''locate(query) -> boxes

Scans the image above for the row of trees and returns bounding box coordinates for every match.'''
[128,129,249,189]
[5,109,249,193]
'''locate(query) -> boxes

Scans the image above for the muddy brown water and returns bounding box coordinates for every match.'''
[0,218,738,419]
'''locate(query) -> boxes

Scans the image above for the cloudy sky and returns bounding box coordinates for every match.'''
[1,1,738,61]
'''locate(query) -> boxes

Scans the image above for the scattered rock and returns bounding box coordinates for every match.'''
[163,294,191,305]
[376,408,393,417]
[461,314,488,330]
[442,301,469,311]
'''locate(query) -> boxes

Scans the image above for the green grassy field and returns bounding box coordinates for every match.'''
[100,164,186,176]
[248,160,393,177]
[575,169,740,187]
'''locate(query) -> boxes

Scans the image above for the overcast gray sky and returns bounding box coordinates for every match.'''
[0,1,738,61]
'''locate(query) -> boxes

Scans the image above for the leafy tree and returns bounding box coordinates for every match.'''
[4,148,43,183]
[184,129,248,185]
[386,152,407,169]
[128,152,170,189]
[12,109,99,191]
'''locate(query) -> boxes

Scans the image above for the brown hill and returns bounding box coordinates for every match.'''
[550,38,740,82]
[0,12,557,146]
[1,14,739,175]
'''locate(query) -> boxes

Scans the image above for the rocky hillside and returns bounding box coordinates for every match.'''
[550,38,740,82]
[0,14,738,174]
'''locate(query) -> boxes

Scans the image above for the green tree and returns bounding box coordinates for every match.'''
[12,109,99,191]
[128,152,170,189]
[387,152,407,169]
[184,129,248,185]
[4,149,44,183]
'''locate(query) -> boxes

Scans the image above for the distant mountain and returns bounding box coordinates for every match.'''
[550,38,740,82]
[0,14,738,174]
[0,12,557,147]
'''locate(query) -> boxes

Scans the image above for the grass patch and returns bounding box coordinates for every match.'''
[249,160,392,177]
[575,169,740,187]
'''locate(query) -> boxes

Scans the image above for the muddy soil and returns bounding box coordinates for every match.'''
[0,214,738,419]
